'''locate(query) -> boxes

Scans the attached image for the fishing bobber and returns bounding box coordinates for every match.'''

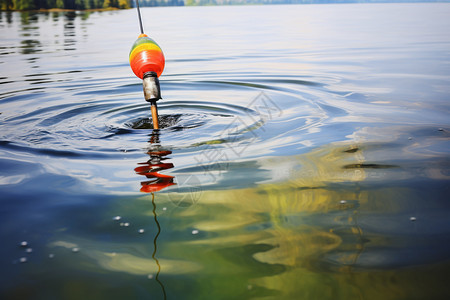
[129,33,165,102]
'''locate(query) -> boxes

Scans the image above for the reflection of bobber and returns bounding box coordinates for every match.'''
[135,150,175,193]
[129,33,165,128]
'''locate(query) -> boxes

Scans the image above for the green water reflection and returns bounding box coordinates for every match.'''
[31,140,448,300]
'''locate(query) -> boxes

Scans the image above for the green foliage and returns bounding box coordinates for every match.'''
[0,0,14,10]
[118,0,129,8]
[75,0,83,9]
[3,0,447,11]
[0,0,132,10]
[10,0,36,10]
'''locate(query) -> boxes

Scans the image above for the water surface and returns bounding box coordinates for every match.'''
[1,3,450,299]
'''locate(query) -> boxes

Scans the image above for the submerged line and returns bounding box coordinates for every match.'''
[151,192,167,299]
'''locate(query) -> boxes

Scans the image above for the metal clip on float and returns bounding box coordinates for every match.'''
[143,71,161,102]
[143,71,161,129]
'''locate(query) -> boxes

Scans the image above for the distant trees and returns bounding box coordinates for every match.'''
[2,0,432,11]
[138,0,185,6]
[0,0,367,11]
[0,0,131,10]
[0,0,185,10]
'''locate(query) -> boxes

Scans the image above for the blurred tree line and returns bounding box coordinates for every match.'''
[2,0,435,11]
[0,0,131,10]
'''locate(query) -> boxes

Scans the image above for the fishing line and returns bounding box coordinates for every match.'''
[135,0,144,34]
[151,192,167,299]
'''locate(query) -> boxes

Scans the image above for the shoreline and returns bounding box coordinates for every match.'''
[0,7,123,13]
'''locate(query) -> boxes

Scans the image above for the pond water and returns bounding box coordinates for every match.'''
[1,3,450,299]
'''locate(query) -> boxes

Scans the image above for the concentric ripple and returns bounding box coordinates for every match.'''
[0,73,328,160]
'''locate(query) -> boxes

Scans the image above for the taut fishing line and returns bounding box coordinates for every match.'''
[134,0,144,35]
